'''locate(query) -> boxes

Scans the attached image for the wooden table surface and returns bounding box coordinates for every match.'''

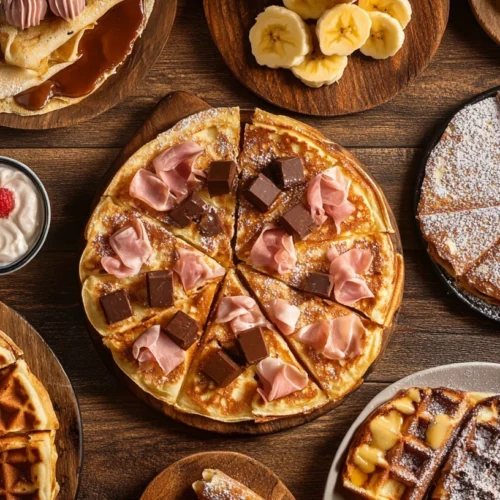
[1,2,499,499]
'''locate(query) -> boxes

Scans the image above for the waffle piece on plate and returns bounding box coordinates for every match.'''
[175,270,327,423]
[431,395,500,499]
[105,108,241,267]
[193,469,264,500]
[343,387,474,500]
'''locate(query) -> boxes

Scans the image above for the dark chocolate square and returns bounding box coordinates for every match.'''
[99,290,133,324]
[207,161,237,197]
[199,209,224,237]
[147,271,174,308]
[302,272,333,299]
[202,349,243,387]
[244,174,281,213]
[278,203,315,240]
[269,157,304,189]
[169,193,207,227]
[236,327,269,365]
[164,310,199,350]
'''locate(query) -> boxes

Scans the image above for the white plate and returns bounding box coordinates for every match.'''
[323,362,500,500]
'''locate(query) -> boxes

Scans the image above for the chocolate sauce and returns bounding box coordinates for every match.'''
[14,0,144,111]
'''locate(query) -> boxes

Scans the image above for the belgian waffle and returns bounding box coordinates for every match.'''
[343,387,474,500]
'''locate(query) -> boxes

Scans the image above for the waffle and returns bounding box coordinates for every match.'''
[193,469,264,500]
[432,396,500,499]
[343,387,474,500]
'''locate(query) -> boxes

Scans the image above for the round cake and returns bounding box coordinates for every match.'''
[80,107,403,428]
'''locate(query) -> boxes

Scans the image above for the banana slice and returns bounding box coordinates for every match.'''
[358,0,412,29]
[292,51,348,88]
[283,0,329,20]
[250,6,312,69]
[360,11,405,59]
[317,4,372,56]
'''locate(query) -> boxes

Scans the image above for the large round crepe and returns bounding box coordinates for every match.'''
[0,0,155,115]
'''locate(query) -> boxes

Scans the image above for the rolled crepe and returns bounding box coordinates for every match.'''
[193,469,265,500]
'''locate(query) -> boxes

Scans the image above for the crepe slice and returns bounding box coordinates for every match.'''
[0,330,23,370]
[175,270,327,423]
[463,241,500,303]
[0,431,59,500]
[239,264,385,401]
[103,282,218,406]
[105,107,241,268]
[236,108,393,259]
[193,469,265,500]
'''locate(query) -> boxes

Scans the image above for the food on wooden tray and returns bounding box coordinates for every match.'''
[80,106,403,426]
[249,0,412,88]
[0,0,155,116]
[418,94,500,305]
[0,330,59,499]
[193,469,265,500]
[342,387,500,499]
[0,162,44,266]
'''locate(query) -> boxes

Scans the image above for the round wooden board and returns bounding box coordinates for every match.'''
[470,0,500,45]
[203,0,449,116]
[0,301,82,499]
[0,0,177,130]
[140,451,295,500]
[84,90,403,434]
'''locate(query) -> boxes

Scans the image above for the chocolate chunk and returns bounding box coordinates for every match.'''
[302,272,333,299]
[169,193,207,227]
[207,160,237,197]
[147,271,174,308]
[200,209,224,237]
[100,290,133,324]
[244,174,281,212]
[269,157,305,189]
[164,311,199,350]
[278,203,315,240]
[236,327,269,365]
[202,349,243,387]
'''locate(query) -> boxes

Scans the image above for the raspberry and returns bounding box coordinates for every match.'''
[0,188,15,219]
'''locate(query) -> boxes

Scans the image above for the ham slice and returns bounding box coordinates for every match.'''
[101,219,152,278]
[173,248,224,292]
[269,299,300,336]
[250,224,297,275]
[255,358,308,403]
[215,296,270,334]
[327,247,374,306]
[295,314,365,360]
[129,169,173,211]
[132,325,185,375]
[307,167,355,232]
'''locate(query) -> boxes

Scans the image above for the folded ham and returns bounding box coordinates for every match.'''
[307,167,355,232]
[327,247,374,306]
[129,142,204,211]
[132,325,185,376]
[295,314,364,360]
[269,299,300,336]
[250,224,297,275]
[255,358,308,403]
[173,248,224,292]
[101,219,152,278]
[215,296,270,334]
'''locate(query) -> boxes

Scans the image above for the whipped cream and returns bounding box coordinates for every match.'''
[0,164,44,266]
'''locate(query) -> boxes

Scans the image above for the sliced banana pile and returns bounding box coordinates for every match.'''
[249,0,412,88]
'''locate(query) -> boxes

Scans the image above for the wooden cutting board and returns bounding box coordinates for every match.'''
[0,0,177,130]
[0,301,82,499]
[203,0,449,116]
[470,0,500,45]
[140,452,295,500]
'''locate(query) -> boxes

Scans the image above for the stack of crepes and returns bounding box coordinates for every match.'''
[0,0,154,115]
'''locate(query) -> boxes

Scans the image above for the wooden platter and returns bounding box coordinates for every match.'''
[140,451,295,500]
[0,301,82,499]
[0,0,177,130]
[84,90,403,434]
[203,0,449,116]
[470,0,500,45]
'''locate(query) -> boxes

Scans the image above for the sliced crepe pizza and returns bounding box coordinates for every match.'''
[105,107,241,267]
[104,282,218,406]
[239,265,384,402]
[236,109,393,260]
[175,270,327,422]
